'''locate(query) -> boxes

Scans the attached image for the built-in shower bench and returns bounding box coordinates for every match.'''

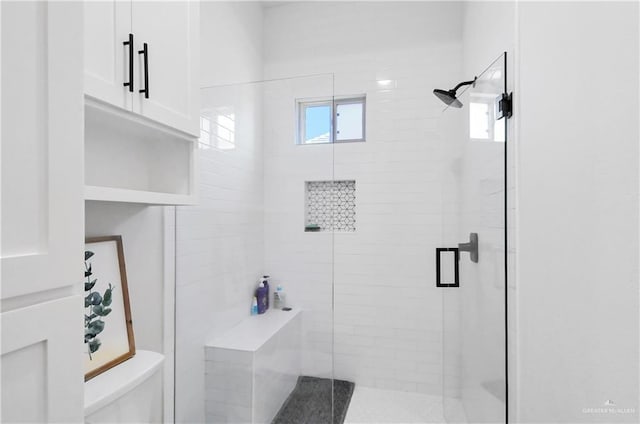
[204,308,302,424]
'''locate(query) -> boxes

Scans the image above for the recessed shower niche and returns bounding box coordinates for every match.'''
[305,180,356,232]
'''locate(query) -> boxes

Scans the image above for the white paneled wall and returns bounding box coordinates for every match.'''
[263,2,464,395]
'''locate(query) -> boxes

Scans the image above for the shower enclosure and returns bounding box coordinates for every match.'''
[172,54,509,423]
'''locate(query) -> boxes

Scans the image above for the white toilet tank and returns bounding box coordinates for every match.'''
[85,350,164,423]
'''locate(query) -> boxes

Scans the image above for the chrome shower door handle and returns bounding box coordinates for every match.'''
[436,247,459,288]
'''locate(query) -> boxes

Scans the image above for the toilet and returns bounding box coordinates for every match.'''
[84,350,165,423]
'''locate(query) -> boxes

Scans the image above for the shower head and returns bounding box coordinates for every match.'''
[433,77,477,108]
[433,89,463,108]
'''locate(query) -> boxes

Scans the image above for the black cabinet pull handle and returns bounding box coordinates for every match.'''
[138,43,149,99]
[123,33,134,92]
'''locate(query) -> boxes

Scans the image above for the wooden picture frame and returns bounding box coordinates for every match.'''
[84,235,136,381]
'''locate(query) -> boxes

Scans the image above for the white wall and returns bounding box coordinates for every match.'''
[174,3,265,423]
[200,1,263,87]
[516,2,639,422]
[263,1,464,394]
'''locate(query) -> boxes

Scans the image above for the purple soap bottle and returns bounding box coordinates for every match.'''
[256,282,267,314]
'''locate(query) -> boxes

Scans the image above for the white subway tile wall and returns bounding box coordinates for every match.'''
[175,80,265,423]
[264,1,466,395]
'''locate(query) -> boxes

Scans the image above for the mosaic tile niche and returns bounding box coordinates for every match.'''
[305,180,356,232]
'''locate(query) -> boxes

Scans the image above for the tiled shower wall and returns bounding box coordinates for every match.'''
[173,3,265,422]
[263,2,464,394]
[175,83,265,424]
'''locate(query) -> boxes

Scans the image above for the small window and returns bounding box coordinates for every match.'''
[300,101,332,144]
[297,96,366,144]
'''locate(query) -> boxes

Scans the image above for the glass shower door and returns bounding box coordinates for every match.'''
[173,74,335,424]
[440,53,509,423]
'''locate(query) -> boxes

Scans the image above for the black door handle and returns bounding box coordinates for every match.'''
[123,33,134,92]
[138,43,149,99]
[436,247,459,287]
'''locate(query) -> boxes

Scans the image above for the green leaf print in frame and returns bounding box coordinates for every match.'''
[84,235,136,381]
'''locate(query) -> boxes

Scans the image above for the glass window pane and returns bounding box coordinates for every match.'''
[304,104,331,144]
[336,102,363,141]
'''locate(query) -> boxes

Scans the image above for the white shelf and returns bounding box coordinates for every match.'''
[84,350,164,416]
[84,97,198,206]
[85,185,196,206]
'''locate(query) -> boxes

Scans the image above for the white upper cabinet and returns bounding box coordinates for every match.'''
[84,1,133,111]
[2,0,84,301]
[132,1,200,136]
[83,0,200,137]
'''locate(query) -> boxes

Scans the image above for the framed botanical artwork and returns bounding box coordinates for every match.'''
[84,235,136,381]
